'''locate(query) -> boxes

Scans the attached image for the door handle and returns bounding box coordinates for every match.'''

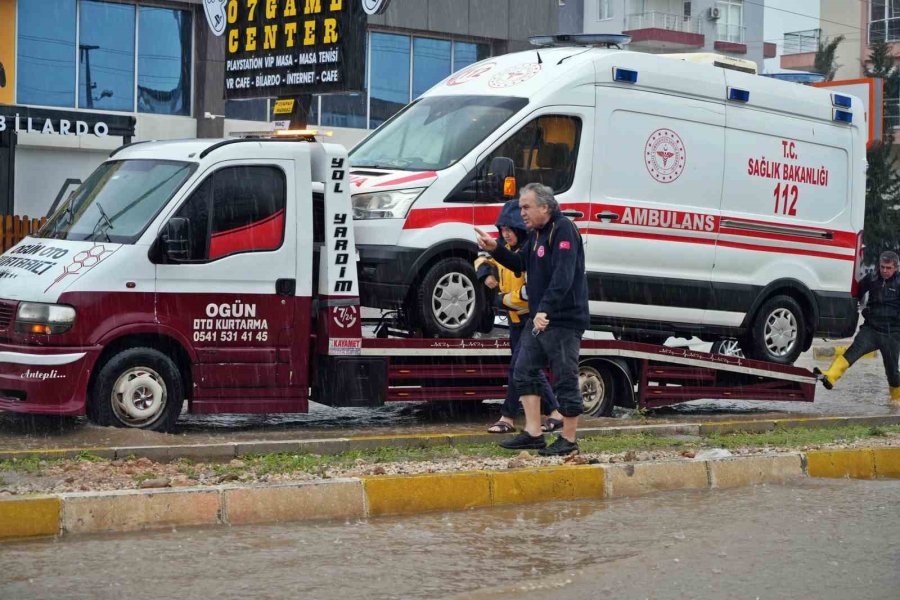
[276,278,296,296]
[561,210,584,219]
[595,211,620,221]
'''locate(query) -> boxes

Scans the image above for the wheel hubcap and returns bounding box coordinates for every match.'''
[579,366,605,415]
[431,272,476,330]
[764,308,798,357]
[716,339,744,358]
[111,367,167,427]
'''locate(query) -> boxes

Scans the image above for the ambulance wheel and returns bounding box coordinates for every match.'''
[91,347,183,432]
[415,257,482,338]
[710,339,744,358]
[745,295,806,364]
[579,363,614,417]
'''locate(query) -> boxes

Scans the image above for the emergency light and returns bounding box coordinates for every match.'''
[831,94,852,109]
[613,68,638,83]
[833,109,853,123]
[727,87,750,102]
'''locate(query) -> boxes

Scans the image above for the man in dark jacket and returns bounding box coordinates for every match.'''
[815,250,900,403]
[475,182,589,455]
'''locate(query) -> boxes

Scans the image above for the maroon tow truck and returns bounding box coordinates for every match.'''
[0,136,814,431]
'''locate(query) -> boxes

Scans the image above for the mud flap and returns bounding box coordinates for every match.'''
[313,356,387,407]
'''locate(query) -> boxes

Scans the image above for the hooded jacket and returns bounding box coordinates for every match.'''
[858,271,900,335]
[490,205,589,331]
[474,200,530,323]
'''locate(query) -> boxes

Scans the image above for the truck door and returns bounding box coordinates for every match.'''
[589,83,725,334]
[154,160,298,404]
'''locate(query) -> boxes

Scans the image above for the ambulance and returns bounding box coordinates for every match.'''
[349,35,866,364]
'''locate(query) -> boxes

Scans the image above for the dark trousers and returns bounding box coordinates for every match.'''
[513,320,584,418]
[844,323,900,387]
[500,322,559,418]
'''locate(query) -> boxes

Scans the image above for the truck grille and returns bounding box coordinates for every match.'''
[0,300,16,331]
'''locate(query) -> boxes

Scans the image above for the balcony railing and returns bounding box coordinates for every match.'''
[870,18,900,43]
[717,24,746,44]
[783,29,820,54]
[625,11,699,34]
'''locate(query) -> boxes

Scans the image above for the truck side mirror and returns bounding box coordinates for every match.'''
[487,157,516,199]
[161,217,191,262]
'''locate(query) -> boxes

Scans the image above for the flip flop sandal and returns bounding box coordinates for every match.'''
[541,418,563,433]
[487,421,516,434]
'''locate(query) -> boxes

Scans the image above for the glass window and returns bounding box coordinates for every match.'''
[78,1,135,111]
[599,0,612,19]
[138,7,192,116]
[321,94,366,128]
[369,32,410,128]
[716,0,743,42]
[39,160,196,244]
[351,95,528,172]
[173,166,286,262]
[17,0,76,107]
[412,38,451,98]
[451,115,582,203]
[453,42,490,71]
[226,99,270,121]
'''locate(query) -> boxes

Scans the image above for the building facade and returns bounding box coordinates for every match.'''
[562,0,774,71]
[0,0,562,218]
[779,1,863,82]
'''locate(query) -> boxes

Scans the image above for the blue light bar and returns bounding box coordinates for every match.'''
[832,94,852,108]
[728,87,750,102]
[613,67,638,83]
[833,109,853,123]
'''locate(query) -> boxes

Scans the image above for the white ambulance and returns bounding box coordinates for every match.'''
[348,36,865,364]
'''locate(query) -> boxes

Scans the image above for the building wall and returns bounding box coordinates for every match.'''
[822,0,863,80]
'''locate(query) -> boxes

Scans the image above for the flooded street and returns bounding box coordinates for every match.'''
[0,347,898,451]
[1,478,897,599]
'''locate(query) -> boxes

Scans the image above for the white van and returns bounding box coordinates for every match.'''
[348,39,865,364]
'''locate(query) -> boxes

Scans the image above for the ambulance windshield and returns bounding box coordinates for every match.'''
[351,95,528,171]
[38,159,196,244]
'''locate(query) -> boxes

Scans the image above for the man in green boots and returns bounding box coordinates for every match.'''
[815,251,900,403]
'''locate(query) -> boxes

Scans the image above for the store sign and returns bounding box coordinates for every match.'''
[0,106,135,139]
[223,0,367,99]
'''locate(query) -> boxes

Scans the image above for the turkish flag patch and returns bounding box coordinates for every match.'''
[559,241,571,250]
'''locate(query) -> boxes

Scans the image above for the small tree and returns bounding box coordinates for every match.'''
[813,34,844,81]
[864,40,900,264]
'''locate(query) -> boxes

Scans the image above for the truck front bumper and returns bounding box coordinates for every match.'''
[0,344,102,415]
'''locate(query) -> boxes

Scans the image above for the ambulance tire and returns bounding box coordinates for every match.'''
[745,295,806,365]
[91,347,184,432]
[415,257,482,338]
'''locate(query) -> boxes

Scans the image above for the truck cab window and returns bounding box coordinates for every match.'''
[449,115,581,203]
[170,165,286,261]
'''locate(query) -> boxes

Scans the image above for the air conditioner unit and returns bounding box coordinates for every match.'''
[707,6,721,20]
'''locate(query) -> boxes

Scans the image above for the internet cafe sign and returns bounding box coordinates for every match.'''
[204,0,391,99]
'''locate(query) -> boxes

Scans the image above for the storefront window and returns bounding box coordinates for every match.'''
[453,42,490,71]
[78,0,135,111]
[412,38,451,98]
[17,0,77,107]
[138,7,192,115]
[321,94,367,128]
[225,99,270,122]
[369,32,410,128]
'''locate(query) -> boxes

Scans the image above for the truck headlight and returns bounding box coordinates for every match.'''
[15,302,76,335]
[352,188,424,219]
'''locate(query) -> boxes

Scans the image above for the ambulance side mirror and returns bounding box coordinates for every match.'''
[161,217,191,262]
[486,157,516,200]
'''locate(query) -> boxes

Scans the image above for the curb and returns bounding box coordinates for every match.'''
[3,416,899,465]
[2,447,898,542]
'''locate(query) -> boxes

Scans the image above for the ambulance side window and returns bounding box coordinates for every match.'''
[169,166,286,262]
[448,115,581,203]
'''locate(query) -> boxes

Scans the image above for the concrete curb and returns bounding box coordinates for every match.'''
[2,416,898,465]
[2,446,898,541]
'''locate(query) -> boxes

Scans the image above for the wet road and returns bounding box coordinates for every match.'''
[1,478,896,599]
[0,346,898,451]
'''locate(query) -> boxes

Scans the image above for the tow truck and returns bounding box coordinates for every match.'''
[0,135,815,431]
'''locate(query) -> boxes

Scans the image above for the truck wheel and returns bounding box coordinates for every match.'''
[415,257,482,338]
[91,347,183,432]
[579,362,614,417]
[710,339,744,357]
[745,295,806,364]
